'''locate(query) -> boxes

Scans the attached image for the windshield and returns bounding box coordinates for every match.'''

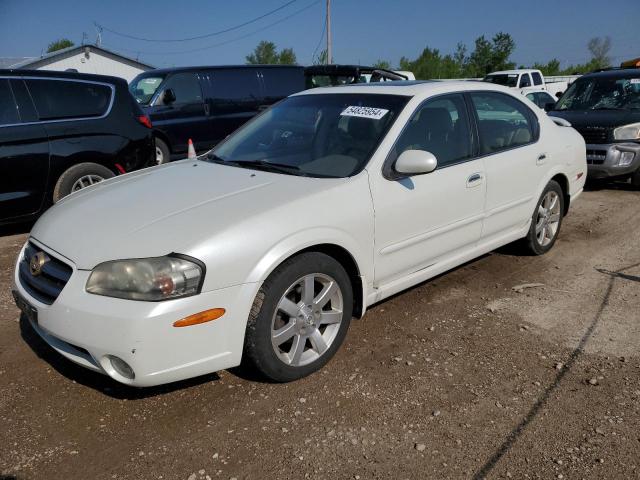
[129,75,166,105]
[483,74,519,88]
[555,76,640,111]
[207,93,409,178]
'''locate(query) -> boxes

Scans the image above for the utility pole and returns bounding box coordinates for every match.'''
[326,0,332,64]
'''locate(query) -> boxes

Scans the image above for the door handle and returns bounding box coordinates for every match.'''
[466,173,483,188]
[537,153,547,165]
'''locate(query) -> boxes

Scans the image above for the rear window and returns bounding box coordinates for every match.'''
[0,79,19,125]
[25,78,113,120]
[260,68,304,101]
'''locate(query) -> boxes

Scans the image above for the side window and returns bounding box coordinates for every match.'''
[394,94,472,168]
[161,73,203,104]
[0,79,19,125]
[519,74,532,88]
[471,92,537,155]
[260,68,305,101]
[9,79,38,122]
[207,69,262,105]
[25,79,112,120]
[531,72,543,86]
[525,93,536,103]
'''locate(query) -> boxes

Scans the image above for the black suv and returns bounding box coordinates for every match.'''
[129,65,305,164]
[0,70,155,225]
[549,68,640,187]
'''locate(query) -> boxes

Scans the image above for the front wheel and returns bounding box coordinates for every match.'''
[243,252,353,382]
[521,180,565,255]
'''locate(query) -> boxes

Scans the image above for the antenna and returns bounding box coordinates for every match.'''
[93,22,103,47]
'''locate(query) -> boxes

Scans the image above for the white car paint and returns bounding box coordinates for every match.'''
[13,81,586,386]
[484,69,570,97]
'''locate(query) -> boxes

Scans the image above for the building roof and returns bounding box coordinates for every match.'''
[5,45,153,70]
[0,57,34,69]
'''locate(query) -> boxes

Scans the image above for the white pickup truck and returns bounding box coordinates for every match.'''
[483,69,570,98]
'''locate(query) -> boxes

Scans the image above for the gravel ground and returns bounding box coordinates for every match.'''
[0,185,639,480]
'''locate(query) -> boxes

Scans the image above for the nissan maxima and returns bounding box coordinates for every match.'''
[13,81,586,386]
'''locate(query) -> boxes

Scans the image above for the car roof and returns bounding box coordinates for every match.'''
[0,68,127,86]
[294,79,516,98]
[140,64,305,75]
[578,68,640,80]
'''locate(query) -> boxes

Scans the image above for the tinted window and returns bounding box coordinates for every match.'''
[471,92,536,155]
[260,68,304,101]
[556,76,640,111]
[0,79,19,125]
[483,74,519,88]
[394,94,472,168]
[207,69,261,103]
[161,72,202,104]
[9,79,38,122]
[536,92,555,107]
[26,79,112,120]
[532,72,543,86]
[129,75,165,105]
[519,74,532,88]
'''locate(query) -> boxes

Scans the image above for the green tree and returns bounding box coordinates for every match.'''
[373,59,391,70]
[313,49,328,65]
[467,32,515,76]
[587,36,612,70]
[46,38,74,53]
[245,40,297,65]
[531,59,561,76]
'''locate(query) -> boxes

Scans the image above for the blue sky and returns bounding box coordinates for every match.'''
[1,0,638,69]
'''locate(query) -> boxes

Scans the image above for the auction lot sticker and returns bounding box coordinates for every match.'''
[341,106,389,120]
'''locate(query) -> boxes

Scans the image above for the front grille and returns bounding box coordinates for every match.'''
[18,242,73,305]
[574,126,612,144]
[586,149,607,165]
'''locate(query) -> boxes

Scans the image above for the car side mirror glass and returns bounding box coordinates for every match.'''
[162,88,176,105]
[394,149,438,176]
[544,101,556,112]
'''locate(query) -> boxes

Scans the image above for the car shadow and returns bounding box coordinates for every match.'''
[0,220,33,238]
[471,261,638,479]
[19,314,220,400]
[584,178,638,192]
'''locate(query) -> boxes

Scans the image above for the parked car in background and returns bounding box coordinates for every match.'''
[129,65,306,164]
[525,90,557,110]
[13,81,585,387]
[304,64,409,88]
[483,69,570,98]
[0,70,154,225]
[549,67,640,187]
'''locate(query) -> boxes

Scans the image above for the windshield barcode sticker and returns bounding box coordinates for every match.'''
[630,78,640,84]
[340,106,389,120]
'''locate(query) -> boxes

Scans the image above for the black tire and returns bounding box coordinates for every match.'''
[155,138,170,165]
[521,180,565,255]
[244,252,353,382]
[631,168,640,190]
[53,162,115,203]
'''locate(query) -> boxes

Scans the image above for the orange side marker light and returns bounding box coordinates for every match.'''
[173,308,225,327]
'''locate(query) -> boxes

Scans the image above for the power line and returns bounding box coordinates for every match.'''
[310,14,326,63]
[102,0,322,57]
[95,0,298,43]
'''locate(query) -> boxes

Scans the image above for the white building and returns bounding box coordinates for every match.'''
[1,45,153,82]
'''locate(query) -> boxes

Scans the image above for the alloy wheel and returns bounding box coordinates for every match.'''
[535,190,561,247]
[71,174,105,192]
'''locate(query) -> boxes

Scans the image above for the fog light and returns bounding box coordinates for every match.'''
[618,151,635,167]
[108,355,135,379]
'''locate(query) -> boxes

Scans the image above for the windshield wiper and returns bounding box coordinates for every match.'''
[237,160,303,175]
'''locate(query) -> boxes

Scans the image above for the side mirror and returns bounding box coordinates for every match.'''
[544,101,556,112]
[395,149,438,176]
[162,88,176,105]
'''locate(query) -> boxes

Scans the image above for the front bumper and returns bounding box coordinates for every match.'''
[13,239,259,387]
[585,142,640,179]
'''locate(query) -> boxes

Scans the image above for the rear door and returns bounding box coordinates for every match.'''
[202,68,262,145]
[0,78,49,221]
[468,91,545,241]
[152,72,209,154]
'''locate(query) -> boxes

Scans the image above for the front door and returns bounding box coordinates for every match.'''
[370,94,486,287]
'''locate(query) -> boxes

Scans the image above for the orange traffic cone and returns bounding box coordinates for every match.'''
[187,138,197,159]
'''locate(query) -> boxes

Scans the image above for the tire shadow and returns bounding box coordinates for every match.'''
[472,261,638,479]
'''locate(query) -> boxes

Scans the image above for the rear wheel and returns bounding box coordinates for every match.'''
[53,163,115,203]
[521,180,564,255]
[155,138,170,165]
[244,252,353,382]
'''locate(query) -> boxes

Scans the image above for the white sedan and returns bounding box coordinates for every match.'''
[13,81,586,386]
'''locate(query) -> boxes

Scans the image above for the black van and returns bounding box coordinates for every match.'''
[129,65,305,164]
[549,68,640,187]
[0,70,155,225]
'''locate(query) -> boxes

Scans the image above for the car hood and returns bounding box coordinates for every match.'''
[549,109,640,129]
[31,160,342,270]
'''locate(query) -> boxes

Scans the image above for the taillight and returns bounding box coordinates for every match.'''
[137,115,152,129]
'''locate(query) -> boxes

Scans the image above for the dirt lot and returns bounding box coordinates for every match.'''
[0,185,639,480]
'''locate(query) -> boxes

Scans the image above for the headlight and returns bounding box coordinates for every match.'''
[86,256,203,301]
[613,122,640,140]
